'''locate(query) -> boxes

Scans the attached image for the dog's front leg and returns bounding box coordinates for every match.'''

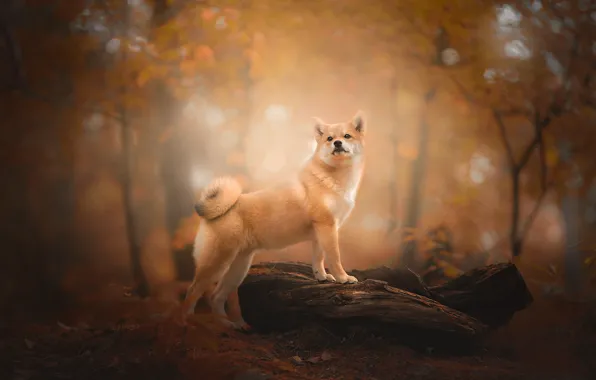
[313,223,358,284]
[311,240,337,282]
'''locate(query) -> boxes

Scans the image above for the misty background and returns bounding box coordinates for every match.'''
[1,0,595,321]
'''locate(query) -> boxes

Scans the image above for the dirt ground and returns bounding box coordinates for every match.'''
[2,281,595,380]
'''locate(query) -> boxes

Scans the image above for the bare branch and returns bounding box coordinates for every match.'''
[535,111,548,192]
[519,184,551,244]
[449,76,535,119]
[517,135,540,171]
[449,76,481,106]
[492,109,516,169]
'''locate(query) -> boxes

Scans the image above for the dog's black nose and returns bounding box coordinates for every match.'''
[333,140,342,147]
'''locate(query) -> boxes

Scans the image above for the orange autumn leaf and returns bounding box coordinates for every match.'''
[194,45,215,62]
[546,147,559,168]
[201,8,217,21]
[136,67,153,88]
[179,60,197,76]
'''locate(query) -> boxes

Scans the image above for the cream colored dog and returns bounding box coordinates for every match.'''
[181,111,367,330]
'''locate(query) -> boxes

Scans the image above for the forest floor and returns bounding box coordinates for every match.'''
[2,281,595,380]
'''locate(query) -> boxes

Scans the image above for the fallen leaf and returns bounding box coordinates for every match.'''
[290,356,303,365]
[548,264,557,276]
[57,321,73,331]
[320,350,333,361]
[24,339,35,349]
[271,359,296,372]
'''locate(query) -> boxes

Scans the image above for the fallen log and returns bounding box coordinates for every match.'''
[428,263,534,328]
[237,262,533,349]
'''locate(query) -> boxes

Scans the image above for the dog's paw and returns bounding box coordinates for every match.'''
[316,273,337,282]
[221,318,252,333]
[336,274,359,284]
[232,320,253,333]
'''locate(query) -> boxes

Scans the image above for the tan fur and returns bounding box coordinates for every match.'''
[194,176,242,220]
[181,111,367,330]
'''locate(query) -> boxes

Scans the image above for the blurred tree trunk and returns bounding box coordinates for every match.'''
[562,188,583,297]
[118,2,150,297]
[386,77,400,235]
[121,2,183,290]
[399,89,436,270]
[109,1,178,297]
[133,84,177,293]
[493,107,555,259]
[119,103,150,298]
[398,27,448,268]
[161,136,194,235]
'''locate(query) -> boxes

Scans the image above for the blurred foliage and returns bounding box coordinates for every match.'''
[1,0,596,314]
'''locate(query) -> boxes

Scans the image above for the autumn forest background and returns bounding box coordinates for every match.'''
[1,0,596,374]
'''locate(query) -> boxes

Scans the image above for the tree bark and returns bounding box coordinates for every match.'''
[238,261,533,349]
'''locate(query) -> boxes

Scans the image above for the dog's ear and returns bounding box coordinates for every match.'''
[313,117,325,138]
[351,111,365,134]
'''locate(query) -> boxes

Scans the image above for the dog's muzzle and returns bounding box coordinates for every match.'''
[332,146,348,155]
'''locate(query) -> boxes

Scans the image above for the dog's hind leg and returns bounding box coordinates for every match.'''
[181,269,225,316]
[210,250,255,331]
[181,241,239,317]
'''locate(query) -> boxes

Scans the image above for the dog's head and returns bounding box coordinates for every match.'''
[312,111,366,167]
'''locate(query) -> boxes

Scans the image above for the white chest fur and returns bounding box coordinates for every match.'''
[323,168,362,225]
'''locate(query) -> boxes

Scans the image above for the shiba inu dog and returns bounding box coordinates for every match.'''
[181,111,367,330]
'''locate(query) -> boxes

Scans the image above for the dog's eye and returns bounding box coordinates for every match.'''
[344,134,352,139]
[327,136,333,142]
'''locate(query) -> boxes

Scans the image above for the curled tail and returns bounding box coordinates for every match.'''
[194,177,242,220]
